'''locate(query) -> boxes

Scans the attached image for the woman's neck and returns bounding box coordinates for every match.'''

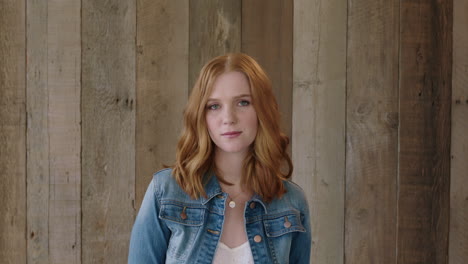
[214,149,246,187]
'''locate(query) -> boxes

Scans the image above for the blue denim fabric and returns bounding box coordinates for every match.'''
[128,168,311,264]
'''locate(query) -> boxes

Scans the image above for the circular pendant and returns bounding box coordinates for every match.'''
[229,201,236,208]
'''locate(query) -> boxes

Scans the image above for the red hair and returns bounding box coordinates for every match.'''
[172,53,292,203]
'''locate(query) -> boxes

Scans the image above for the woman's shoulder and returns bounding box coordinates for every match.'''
[283,180,308,200]
[283,179,306,193]
[269,179,310,213]
[152,168,174,183]
[150,168,193,201]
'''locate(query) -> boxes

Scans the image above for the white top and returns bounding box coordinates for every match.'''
[212,241,254,264]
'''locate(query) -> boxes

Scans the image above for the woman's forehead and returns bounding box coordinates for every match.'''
[209,72,251,99]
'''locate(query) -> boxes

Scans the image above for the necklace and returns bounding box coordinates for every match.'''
[227,190,245,208]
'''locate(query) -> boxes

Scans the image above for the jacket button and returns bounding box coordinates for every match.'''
[254,235,262,243]
[284,221,292,228]
[180,212,187,220]
[250,202,256,209]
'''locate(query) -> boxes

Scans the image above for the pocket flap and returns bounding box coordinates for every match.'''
[264,210,306,237]
[159,202,205,226]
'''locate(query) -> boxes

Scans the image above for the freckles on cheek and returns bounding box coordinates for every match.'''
[205,117,215,137]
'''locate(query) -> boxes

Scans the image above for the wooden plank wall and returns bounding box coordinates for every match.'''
[26,1,82,264]
[346,0,400,263]
[26,0,50,262]
[0,1,26,263]
[398,0,452,262]
[0,0,464,263]
[136,0,189,209]
[293,0,346,263]
[48,1,81,263]
[81,0,136,263]
[449,0,468,262]
[189,1,241,91]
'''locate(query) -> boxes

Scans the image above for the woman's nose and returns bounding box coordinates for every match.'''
[222,107,237,124]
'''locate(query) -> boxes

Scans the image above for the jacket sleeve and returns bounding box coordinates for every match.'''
[289,194,312,264]
[128,177,171,263]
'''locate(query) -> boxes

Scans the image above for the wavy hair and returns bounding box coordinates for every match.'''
[172,53,292,203]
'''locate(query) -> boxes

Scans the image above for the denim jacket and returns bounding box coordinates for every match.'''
[128,168,311,264]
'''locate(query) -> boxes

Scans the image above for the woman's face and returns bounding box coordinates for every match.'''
[205,71,258,155]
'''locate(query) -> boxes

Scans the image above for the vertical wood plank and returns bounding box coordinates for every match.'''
[136,0,189,209]
[0,1,26,263]
[81,1,136,263]
[47,1,81,263]
[398,0,452,263]
[449,0,468,262]
[293,0,346,263]
[27,1,81,262]
[26,0,49,263]
[242,0,293,139]
[345,0,399,263]
[188,0,241,91]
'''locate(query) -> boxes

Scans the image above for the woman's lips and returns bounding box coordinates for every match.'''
[221,131,242,138]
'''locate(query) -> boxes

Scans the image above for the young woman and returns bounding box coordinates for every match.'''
[128,53,311,263]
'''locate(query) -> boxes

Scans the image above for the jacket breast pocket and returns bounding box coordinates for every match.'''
[263,210,306,237]
[159,202,205,260]
[159,202,205,226]
[263,210,306,263]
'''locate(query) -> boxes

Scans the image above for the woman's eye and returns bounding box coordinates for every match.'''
[207,104,220,110]
[238,100,250,106]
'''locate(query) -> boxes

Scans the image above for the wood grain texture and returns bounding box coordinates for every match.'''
[293,0,346,263]
[449,0,468,262]
[345,0,399,263]
[46,1,81,263]
[189,0,241,91]
[241,0,293,140]
[398,0,452,263]
[26,0,49,263]
[136,0,189,209]
[81,1,136,263]
[0,1,26,263]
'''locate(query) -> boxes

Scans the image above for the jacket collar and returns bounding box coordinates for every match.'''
[250,194,268,213]
[200,171,223,205]
[200,171,268,213]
